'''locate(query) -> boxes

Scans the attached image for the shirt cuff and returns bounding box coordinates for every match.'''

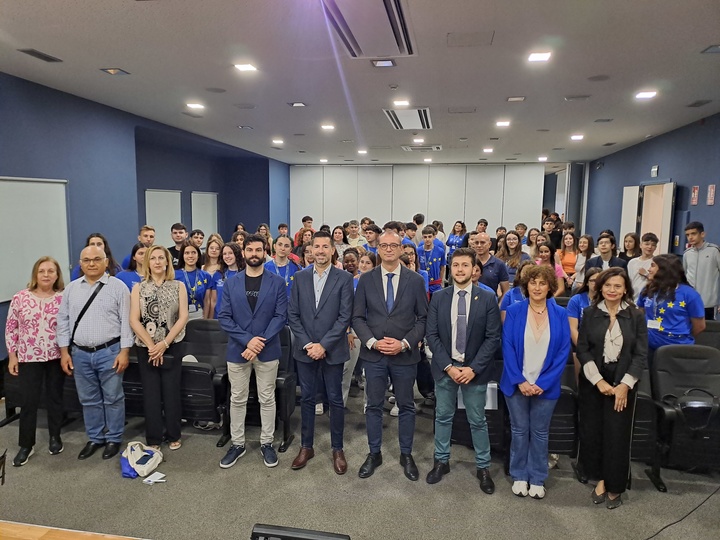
[366,338,377,350]
[402,339,411,351]
[620,374,638,389]
[582,362,603,386]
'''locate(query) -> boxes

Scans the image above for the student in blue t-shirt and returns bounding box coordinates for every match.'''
[210,242,244,319]
[417,226,446,294]
[174,243,211,319]
[637,254,706,354]
[115,243,148,292]
[446,220,467,258]
[361,224,382,255]
[264,235,301,301]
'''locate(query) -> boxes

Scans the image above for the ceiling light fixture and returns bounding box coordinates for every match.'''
[272,139,284,144]
[288,102,306,107]
[701,45,720,54]
[496,121,510,127]
[186,103,204,109]
[570,134,584,141]
[538,156,548,162]
[357,150,368,155]
[372,59,396,67]
[483,148,493,153]
[635,91,658,100]
[507,96,526,102]
[237,125,253,130]
[321,124,335,130]
[393,100,410,107]
[234,64,257,71]
[424,158,432,162]
[101,68,130,75]
[413,138,425,143]
[320,159,328,163]
[528,52,551,62]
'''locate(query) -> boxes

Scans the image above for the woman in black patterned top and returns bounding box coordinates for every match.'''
[130,245,189,450]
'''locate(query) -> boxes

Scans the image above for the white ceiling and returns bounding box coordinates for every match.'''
[1,0,719,171]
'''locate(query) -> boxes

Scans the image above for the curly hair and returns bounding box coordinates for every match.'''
[520,264,558,298]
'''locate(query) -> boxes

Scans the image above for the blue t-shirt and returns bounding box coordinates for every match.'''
[121,254,132,270]
[175,268,211,310]
[419,269,430,294]
[479,255,509,294]
[362,244,378,255]
[417,244,446,292]
[115,270,143,292]
[446,234,464,257]
[500,286,525,311]
[567,292,591,322]
[506,253,532,285]
[264,259,301,300]
[402,237,415,247]
[211,269,238,319]
[638,284,705,349]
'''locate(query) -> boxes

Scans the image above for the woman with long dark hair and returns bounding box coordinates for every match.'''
[115,242,148,292]
[210,242,244,319]
[174,243,211,320]
[570,235,595,292]
[619,233,641,263]
[333,226,350,260]
[70,233,122,280]
[446,221,466,257]
[536,242,565,297]
[498,230,531,285]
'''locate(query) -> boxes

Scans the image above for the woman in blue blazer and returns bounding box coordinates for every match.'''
[500,264,571,499]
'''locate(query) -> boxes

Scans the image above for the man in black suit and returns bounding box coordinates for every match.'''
[352,230,428,480]
[425,248,502,493]
[288,231,354,475]
[585,233,628,272]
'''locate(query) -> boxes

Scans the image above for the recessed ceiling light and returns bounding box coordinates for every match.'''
[101,68,130,75]
[701,45,720,54]
[358,149,368,155]
[570,134,584,141]
[393,100,410,107]
[320,159,328,163]
[372,59,396,67]
[234,64,257,71]
[186,103,204,109]
[564,95,591,101]
[507,96,526,102]
[528,52,551,62]
[496,121,511,127]
[321,124,335,130]
[413,138,425,143]
[288,102,306,107]
[538,156,548,162]
[635,91,657,100]
[488,137,500,141]
[552,147,564,151]
[237,125,253,130]
[483,148,493,153]
[424,158,432,162]
[340,139,354,143]
[272,139,284,144]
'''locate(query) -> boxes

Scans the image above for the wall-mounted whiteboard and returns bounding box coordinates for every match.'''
[0,177,70,302]
[191,191,218,236]
[145,190,181,247]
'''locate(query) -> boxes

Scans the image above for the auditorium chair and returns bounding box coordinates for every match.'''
[554,296,570,308]
[630,369,661,489]
[695,320,720,351]
[548,361,579,458]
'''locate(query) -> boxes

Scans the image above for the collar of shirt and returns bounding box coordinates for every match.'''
[381,264,401,278]
[81,273,109,285]
[313,264,330,278]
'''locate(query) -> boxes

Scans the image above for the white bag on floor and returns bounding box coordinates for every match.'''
[122,441,163,477]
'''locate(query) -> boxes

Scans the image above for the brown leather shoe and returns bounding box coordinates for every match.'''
[291,447,314,470]
[332,449,347,475]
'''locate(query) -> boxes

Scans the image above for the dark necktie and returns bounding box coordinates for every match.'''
[386,273,395,312]
[457,290,467,354]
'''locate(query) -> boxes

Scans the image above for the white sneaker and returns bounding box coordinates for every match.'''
[315,404,324,415]
[390,404,399,417]
[512,481,529,497]
[548,453,559,469]
[388,395,396,404]
[529,484,546,499]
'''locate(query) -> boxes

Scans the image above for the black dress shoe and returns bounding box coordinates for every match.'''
[358,452,382,478]
[78,441,105,460]
[477,467,495,494]
[426,460,450,484]
[49,436,64,455]
[400,453,419,481]
[102,442,121,460]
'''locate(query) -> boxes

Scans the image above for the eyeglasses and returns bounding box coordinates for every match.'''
[80,257,106,265]
[378,243,401,250]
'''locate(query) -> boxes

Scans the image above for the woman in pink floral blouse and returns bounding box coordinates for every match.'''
[5,256,65,467]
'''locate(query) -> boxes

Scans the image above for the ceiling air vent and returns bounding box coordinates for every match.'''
[17,48,62,62]
[687,100,712,108]
[401,145,442,152]
[384,108,432,130]
[321,0,415,58]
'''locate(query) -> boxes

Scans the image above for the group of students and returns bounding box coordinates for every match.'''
[4,212,717,509]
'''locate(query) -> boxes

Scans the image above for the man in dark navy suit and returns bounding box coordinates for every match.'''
[352,230,428,481]
[425,248,502,493]
[288,231,354,474]
[218,234,288,470]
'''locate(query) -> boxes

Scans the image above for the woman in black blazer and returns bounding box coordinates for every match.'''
[576,267,647,509]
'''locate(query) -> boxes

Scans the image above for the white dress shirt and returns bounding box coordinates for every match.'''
[451,283,473,362]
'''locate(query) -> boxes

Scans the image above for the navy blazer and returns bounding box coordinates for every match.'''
[500,299,571,400]
[584,255,627,272]
[426,285,502,384]
[288,265,354,365]
[351,265,428,366]
[218,269,288,363]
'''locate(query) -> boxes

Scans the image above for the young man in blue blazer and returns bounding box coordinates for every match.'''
[288,231,354,474]
[218,234,288,469]
[425,248,502,493]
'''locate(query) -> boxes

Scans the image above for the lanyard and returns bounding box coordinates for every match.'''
[183,269,201,306]
[423,249,433,272]
[272,261,291,287]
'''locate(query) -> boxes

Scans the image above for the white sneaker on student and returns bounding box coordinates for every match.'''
[315,404,324,415]
[529,484,546,499]
[390,404,399,417]
[512,481,529,497]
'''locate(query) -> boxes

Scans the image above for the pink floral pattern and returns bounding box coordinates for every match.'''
[5,289,63,362]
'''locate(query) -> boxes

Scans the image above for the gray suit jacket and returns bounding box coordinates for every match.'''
[351,265,428,366]
[288,265,354,365]
[426,285,502,384]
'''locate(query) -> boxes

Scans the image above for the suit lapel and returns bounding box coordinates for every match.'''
[235,272,252,321]
[439,287,453,337]
[372,267,386,311]
[315,267,339,313]
[466,285,481,333]
[391,266,409,314]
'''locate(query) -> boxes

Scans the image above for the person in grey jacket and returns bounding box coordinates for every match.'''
[683,221,720,320]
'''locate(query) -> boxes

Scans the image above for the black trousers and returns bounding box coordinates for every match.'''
[136,346,182,445]
[577,374,637,494]
[17,361,65,448]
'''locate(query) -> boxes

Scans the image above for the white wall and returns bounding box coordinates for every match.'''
[289,164,545,231]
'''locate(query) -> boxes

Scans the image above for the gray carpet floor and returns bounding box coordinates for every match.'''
[1,390,719,540]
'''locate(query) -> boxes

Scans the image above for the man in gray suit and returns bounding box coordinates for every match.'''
[352,230,428,481]
[425,248,502,493]
[288,230,354,475]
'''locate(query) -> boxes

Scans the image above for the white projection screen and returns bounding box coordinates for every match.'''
[145,190,182,247]
[191,191,218,236]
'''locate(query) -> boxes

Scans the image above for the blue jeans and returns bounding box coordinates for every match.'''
[365,358,417,454]
[504,390,557,485]
[71,342,125,443]
[434,373,491,468]
[296,360,345,450]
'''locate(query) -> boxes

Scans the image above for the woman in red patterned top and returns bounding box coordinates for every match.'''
[5,256,65,466]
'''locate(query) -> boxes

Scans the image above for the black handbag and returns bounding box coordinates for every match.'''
[664,388,720,431]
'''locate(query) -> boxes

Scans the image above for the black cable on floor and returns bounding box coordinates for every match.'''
[644,483,720,539]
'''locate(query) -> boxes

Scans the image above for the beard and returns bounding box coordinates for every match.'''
[246,256,264,267]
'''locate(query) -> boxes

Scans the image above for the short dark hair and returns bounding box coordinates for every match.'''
[562,221,575,230]
[312,230,332,242]
[190,229,204,237]
[278,223,288,229]
[477,219,488,226]
[413,213,425,225]
[421,226,436,236]
[383,221,400,232]
[244,233,266,248]
[496,226,507,234]
[405,222,418,232]
[302,215,313,223]
[641,232,659,244]
[171,223,186,232]
[366,224,382,235]
[685,221,704,233]
[451,247,476,264]
[520,265,558,298]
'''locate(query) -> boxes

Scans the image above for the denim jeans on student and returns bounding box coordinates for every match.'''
[504,390,558,485]
[71,342,125,443]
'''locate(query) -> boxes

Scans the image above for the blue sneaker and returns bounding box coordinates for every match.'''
[260,443,278,468]
[219,444,246,469]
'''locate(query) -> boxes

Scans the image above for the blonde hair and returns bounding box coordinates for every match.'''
[28,256,64,291]
[142,246,175,281]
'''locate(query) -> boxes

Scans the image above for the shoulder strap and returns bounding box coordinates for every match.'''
[71,281,105,344]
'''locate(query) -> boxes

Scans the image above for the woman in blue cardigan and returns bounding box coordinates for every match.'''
[500,264,571,499]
